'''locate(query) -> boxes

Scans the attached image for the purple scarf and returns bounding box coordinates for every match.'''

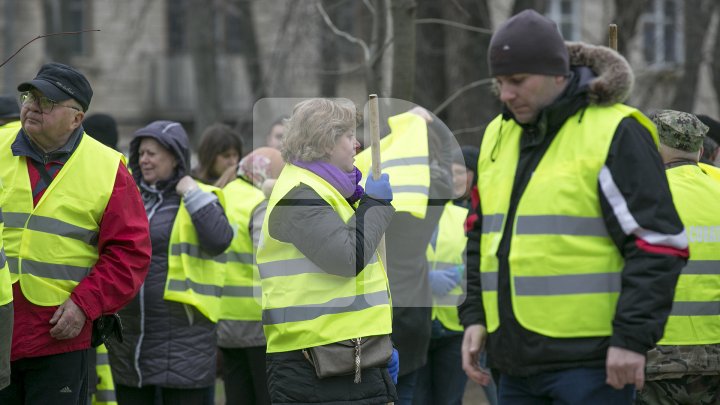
[293,160,364,204]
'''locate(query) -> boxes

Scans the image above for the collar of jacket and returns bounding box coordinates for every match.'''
[11,125,84,164]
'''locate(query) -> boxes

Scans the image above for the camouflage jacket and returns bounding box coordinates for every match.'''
[646,344,720,380]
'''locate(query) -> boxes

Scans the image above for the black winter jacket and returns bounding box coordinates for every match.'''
[459,43,687,376]
[108,121,233,388]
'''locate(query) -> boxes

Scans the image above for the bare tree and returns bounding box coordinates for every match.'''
[391,0,416,101]
[414,0,446,113]
[712,8,720,117]
[608,0,648,56]
[671,0,716,112]
[511,0,547,16]
[188,0,221,141]
[441,0,498,146]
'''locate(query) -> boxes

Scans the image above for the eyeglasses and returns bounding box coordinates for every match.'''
[19,91,81,114]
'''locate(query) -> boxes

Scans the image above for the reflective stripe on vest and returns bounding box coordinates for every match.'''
[659,164,720,345]
[478,104,657,337]
[257,164,392,353]
[0,206,11,306]
[164,183,227,322]
[427,203,468,332]
[92,344,117,405]
[218,178,266,321]
[355,112,431,219]
[0,129,122,306]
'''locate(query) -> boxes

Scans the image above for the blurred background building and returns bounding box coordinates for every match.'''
[0,0,718,152]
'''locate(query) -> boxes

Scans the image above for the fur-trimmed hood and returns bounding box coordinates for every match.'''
[566,41,633,106]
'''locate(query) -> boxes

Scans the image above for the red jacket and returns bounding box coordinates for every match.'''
[11,160,151,361]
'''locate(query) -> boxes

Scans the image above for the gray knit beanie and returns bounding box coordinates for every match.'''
[488,9,569,77]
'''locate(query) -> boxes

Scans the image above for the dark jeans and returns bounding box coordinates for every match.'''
[413,334,467,405]
[396,369,420,405]
[0,349,89,405]
[116,384,213,405]
[220,346,270,405]
[499,367,635,405]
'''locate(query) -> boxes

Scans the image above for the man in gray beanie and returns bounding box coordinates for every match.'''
[459,9,687,404]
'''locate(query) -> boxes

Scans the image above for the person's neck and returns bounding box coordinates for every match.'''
[28,131,73,153]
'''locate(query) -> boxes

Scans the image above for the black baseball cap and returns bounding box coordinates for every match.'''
[17,62,92,111]
[0,95,20,119]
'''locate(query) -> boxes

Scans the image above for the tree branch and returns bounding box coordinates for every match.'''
[415,18,493,34]
[433,78,494,115]
[316,1,370,61]
[0,30,100,69]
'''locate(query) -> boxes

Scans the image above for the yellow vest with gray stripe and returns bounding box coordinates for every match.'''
[164,183,227,322]
[355,112,431,219]
[257,164,392,353]
[659,164,720,345]
[0,129,123,306]
[92,344,117,405]
[426,202,467,332]
[700,162,720,183]
[0,206,11,307]
[478,105,658,337]
[218,178,266,321]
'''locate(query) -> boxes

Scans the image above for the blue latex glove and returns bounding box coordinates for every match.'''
[387,348,399,384]
[365,173,393,202]
[429,269,459,296]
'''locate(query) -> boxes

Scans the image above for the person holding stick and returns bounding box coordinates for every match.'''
[257,98,398,404]
[459,10,687,404]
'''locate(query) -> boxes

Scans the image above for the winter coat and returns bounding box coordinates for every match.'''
[265,183,396,404]
[108,121,233,388]
[459,42,687,376]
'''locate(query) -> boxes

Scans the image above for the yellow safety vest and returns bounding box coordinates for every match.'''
[699,163,720,183]
[478,104,658,337]
[218,178,266,321]
[0,129,123,306]
[659,164,720,345]
[355,112,431,219]
[0,202,11,307]
[257,164,392,353]
[92,344,117,405]
[426,202,467,332]
[164,183,227,322]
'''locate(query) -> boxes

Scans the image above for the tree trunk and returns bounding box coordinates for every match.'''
[671,0,715,112]
[414,0,445,113]
[236,0,266,102]
[610,0,648,56]
[511,0,547,16]
[391,0,416,101]
[188,0,221,142]
[319,0,340,96]
[710,7,720,117]
[443,0,499,146]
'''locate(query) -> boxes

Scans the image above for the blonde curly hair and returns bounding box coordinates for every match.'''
[281,98,361,163]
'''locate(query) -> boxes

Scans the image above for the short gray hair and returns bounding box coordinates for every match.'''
[281,98,359,163]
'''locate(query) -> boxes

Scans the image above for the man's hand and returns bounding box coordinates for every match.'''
[461,324,491,385]
[49,298,87,340]
[606,346,646,390]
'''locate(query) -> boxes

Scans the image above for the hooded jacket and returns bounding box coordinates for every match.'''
[459,42,687,376]
[108,121,233,388]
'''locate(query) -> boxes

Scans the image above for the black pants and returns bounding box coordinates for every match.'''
[220,346,271,405]
[116,384,212,405]
[0,349,90,405]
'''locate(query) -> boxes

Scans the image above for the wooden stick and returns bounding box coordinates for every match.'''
[369,95,382,180]
[609,24,618,51]
[368,94,388,271]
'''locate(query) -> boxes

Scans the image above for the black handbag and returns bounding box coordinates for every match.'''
[302,335,393,383]
[91,313,124,348]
